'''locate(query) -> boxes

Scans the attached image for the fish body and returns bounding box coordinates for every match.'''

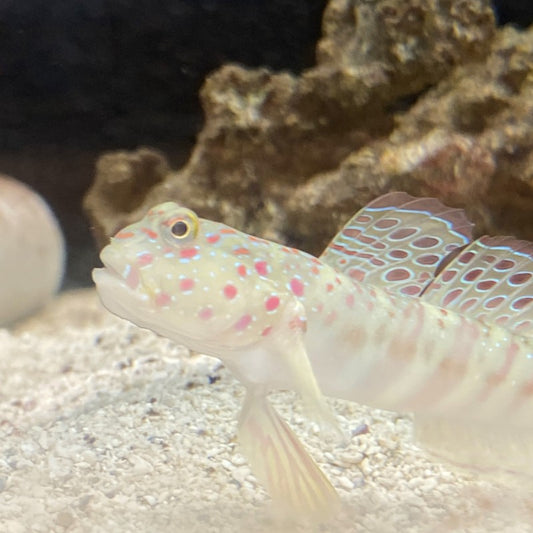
[93,193,533,517]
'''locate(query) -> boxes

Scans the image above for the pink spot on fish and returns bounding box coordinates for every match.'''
[463,268,483,282]
[137,252,153,266]
[400,285,421,296]
[442,288,463,306]
[141,227,158,239]
[484,295,505,309]
[326,283,334,293]
[346,293,355,308]
[370,257,386,266]
[234,314,252,331]
[179,278,195,292]
[289,316,306,332]
[374,217,399,229]
[198,307,213,320]
[441,269,457,282]
[415,254,440,266]
[389,227,417,240]
[458,251,475,264]
[496,315,510,325]
[357,234,376,245]
[180,247,198,259]
[509,272,532,285]
[254,260,269,276]
[388,249,408,259]
[233,247,250,256]
[342,228,361,239]
[206,233,220,244]
[385,267,411,282]
[516,319,532,332]
[412,236,439,249]
[494,259,515,271]
[265,295,280,312]
[261,326,273,336]
[155,292,171,307]
[348,268,366,281]
[115,231,135,239]
[459,298,478,312]
[224,284,237,300]
[419,271,431,282]
[126,267,140,289]
[236,264,247,277]
[512,297,533,310]
[477,279,497,291]
[289,277,305,297]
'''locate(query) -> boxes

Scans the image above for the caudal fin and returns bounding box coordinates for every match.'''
[238,390,340,520]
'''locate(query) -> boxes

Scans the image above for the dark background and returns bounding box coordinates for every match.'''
[0,0,531,288]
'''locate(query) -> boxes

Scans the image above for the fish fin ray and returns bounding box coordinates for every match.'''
[238,391,340,519]
[320,192,472,297]
[422,236,533,337]
[272,299,343,438]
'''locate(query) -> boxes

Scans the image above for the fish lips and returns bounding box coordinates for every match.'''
[96,245,141,290]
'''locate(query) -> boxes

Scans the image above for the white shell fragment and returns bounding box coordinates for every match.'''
[0,175,65,325]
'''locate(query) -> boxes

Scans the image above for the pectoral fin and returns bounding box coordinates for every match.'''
[238,390,340,519]
[273,298,343,439]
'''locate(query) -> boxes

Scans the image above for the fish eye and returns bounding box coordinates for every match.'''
[162,209,199,244]
[170,219,189,238]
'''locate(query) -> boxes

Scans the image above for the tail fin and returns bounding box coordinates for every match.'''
[238,390,340,520]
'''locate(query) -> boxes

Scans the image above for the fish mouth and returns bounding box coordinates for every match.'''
[92,266,124,292]
[95,245,141,290]
[98,245,125,277]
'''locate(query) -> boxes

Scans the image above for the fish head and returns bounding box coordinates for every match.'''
[92,202,290,355]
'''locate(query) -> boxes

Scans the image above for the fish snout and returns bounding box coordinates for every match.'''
[99,245,141,290]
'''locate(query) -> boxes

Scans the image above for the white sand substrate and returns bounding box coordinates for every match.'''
[0,289,531,533]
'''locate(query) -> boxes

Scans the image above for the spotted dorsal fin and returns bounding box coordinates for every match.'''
[421,236,533,337]
[320,192,473,297]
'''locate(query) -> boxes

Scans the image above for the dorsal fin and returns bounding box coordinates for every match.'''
[320,192,473,297]
[421,236,533,337]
